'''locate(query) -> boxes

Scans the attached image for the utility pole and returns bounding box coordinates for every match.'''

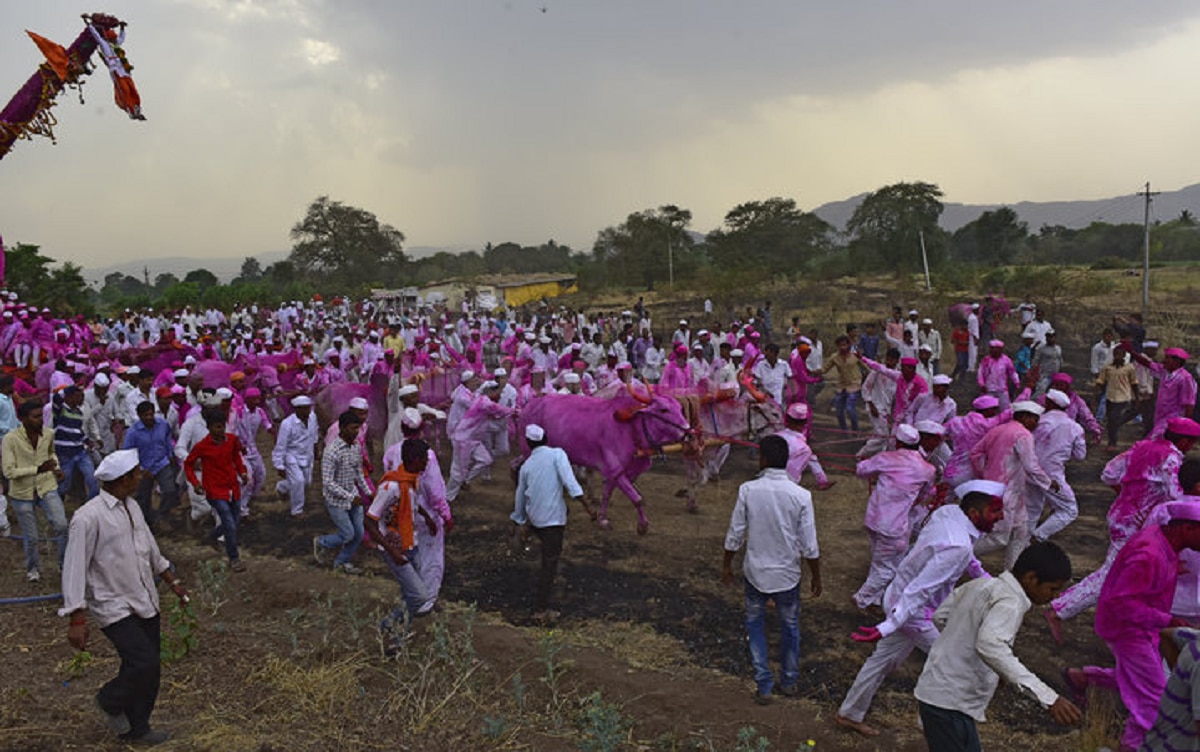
[667,238,674,291]
[919,230,931,291]
[1138,182,1160,318]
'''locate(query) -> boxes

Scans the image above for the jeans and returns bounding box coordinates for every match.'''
[379,547,431,622]
[318,504,364,566]
[744,578,801,696]
[11,491,68,573]
[833,390,860,431]
[207,497,239,561]
[57,451,98,500]
[135,465,179,526]
[99,615,161,739]
[919,701,981,752]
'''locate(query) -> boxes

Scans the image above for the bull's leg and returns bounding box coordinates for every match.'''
[597,476,618,531]
[613,475,650,535]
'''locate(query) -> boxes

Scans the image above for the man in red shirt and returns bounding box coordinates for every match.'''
[185,408,249,572]
[950,323,970,382]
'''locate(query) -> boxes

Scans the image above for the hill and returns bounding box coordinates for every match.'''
[812,182,1200,233]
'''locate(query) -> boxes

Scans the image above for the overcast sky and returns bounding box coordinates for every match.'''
[1,0,1198,269]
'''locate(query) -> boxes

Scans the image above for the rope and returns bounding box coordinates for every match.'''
[0,593,61,606]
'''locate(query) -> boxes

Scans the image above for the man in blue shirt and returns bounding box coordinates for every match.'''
[122,400,179,528]
[510,423,593,622]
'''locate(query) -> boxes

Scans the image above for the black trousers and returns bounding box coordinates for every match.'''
[918,701,980,752]
[98,614,161,737]
[531,525,564,611]
[1106,399,1131,446]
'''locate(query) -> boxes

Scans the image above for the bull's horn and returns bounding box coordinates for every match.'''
[615,405,645,422]
[739,372,768,404]
[626,380,652,404]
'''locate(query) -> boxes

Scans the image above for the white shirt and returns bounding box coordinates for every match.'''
[174,411,208,463]
[1022,319,1053,348]
[272,412,318,469]
[1091,340,1116,376]
[918,328,943,360]
[723,468,819,593]
[1032,409,1086,480]
[752,358,791,404]
[511,445,583,527]
[59,490,171,628]
[877,504,984,638]
[915,571,1060,721]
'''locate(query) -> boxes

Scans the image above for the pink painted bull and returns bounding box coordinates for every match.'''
[313,371,390,443]
[516,388,691,535]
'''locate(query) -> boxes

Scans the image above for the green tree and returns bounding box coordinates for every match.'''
[183,268,219,292]
[592,205,694,289]
[238,256,263,281]
[288,196,407,290]
[951,207,1029,265]
[154,273,179,293]
[847,181,945,272]
[706,197,834,276]
[5,243,93,314]
[162,282,201,308]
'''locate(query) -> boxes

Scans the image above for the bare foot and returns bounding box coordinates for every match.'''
[834,713,880,737]
[1043,608,1063,645]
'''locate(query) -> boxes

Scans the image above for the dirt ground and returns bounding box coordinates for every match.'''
[0,319,1150,751]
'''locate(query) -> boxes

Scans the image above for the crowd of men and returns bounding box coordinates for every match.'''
[2,290,1199,749]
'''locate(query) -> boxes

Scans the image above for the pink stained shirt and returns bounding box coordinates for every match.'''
[775,427,827,486]
[969,420,1054,530]
[861,358,928,422]
[1034,390,1102,439]
[658,361,692,393]
[905,392,957,426]
[1095,524,1179,640]
[1146,362,1198,438]
[976,354,1019,394]
[1030,410,1087,480]
[856,448,937,537]
[1105,438,1185,537]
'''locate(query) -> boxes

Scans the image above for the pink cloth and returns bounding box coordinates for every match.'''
[658,361,692,392]
[976,353,1019,394]
[861,358,928,424]
[776,427,827,486]
[1106,438,1185,533]
[969,420,1053,533]
[856,448,936,537]
[943,410,1003,487]
[1034,390,1102,439]
[904,392,956,426]
[1031,410,1086,480]
[1147,362,1198,438]
[1087,525,1179,749]
[1052,440,1185,620]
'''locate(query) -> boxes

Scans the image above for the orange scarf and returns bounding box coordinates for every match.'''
[378,466,421,550]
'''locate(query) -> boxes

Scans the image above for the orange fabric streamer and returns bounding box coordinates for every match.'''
[378,466,420,550]
[25,31,70,82]
[113,76,141,115]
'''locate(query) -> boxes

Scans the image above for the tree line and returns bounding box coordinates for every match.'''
[14,183,1200,316]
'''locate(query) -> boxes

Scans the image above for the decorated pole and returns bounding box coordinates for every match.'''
[0,13,130,161]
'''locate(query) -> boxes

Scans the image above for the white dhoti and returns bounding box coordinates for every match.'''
[853,532,909,610]
[1028,478,1077,542]
[276,459,312,515]
[445,440,491,502]
[240,452,266,516]
[415,519,446,603]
